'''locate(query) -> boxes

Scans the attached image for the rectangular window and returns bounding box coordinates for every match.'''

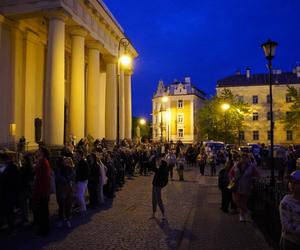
[177,100,184,109]
[267,131,271,140]
[286,112,291,119]
[252,95,258,104]
[287,131,293,141]
[253,131,259,140]
[177,114,184,123]
[178,129,184,138]
[239,131,245,141]
[267,95,270,104]
[237,96,244,102]
[286,95,292,103]
[267,112,271,120]
[253,112,259,121]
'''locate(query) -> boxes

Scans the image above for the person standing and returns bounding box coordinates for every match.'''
[75,150,89,214]
[208,151,217,176]
[177,153,185,181]
[165,150,176,180]
[218,159,237,213]
[32,147,51,236]
[151,159,169,220]
[279,170,300,250]
[229,153,259,222]
[55,156,75,228]
[197,151,206,176]
[87,153,100,208]
[0,152,21,233]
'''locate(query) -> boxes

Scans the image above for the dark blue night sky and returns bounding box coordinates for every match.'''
[105,0,300,119]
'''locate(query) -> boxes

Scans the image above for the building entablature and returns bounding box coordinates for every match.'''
[0,0,138,58]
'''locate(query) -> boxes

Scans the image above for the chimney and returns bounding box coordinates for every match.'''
[235,68,241,75]
[246,67,251,78]
[296,66,300,77]
[184,77,191,84]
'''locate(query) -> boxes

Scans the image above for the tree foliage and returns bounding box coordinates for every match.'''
[283,85,300,134]
[196,88,250,144]
[132,117,151,141]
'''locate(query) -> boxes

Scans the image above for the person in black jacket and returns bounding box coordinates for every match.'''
[87,153,100,208]
[75,150,89,214]
[151,159,169,220]
[0,152,21,233]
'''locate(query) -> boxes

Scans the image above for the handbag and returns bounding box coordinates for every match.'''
[227,180,236,190]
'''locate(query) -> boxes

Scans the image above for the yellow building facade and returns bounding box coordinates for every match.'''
[216,68,300,145]
[152,77,205,144]
[0,0,137,149]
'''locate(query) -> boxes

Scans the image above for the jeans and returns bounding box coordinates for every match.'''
[152,186,165,215]
[76,181,88,212]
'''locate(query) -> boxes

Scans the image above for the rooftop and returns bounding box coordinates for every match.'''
[217,70,300,88]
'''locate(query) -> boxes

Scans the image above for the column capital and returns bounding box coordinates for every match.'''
[102,54,117,64]
[45,10,69,22]
[124,70,133,76]
[69,26,88,37]
[86,40,103,50]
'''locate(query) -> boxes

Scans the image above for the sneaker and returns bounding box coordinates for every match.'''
[65,220,72,228]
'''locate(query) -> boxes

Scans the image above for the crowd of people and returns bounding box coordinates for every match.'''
[0,138,299,249]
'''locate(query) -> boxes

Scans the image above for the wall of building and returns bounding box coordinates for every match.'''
[217,84,300,145]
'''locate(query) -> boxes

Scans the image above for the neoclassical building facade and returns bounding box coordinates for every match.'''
[152,77,205,144]
[0,0,137,149]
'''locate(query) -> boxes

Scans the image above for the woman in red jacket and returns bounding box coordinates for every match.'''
[33,147,51,236]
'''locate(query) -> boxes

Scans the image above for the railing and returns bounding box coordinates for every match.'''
[249,177,289,250]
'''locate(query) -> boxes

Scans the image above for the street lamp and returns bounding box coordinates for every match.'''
[117,38,132,145]
[136,118,146,143]
[160,96,168,142]
[165,112,170,142]
[221,103,230,144]
[261,39,278,186]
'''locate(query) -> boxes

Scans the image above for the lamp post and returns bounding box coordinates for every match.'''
[165,112,170,142]
[116,38,132,145]
[221,103,230,144]
[160,96,168,142]
[136,118,146,143]
[261,39,278,186]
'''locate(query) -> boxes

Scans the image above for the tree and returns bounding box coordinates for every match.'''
[283,85,300,134]
[196,88,250,144]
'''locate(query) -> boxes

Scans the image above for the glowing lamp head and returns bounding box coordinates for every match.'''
[261,39,278,60]
[139,118,146,125]
[119,54,132,67]
[162,96,168,103]
[221,103,230,111]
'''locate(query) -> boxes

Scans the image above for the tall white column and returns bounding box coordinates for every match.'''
[44,15,65,146]
[86,42,102,139]
[124,70,132,139]
[69,28,87,141]
[105,59,117,141]
[119,70,125,140]
[24,31,39,147]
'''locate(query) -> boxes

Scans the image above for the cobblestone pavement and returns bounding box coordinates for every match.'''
[1,166,273,250]
[182,175,273,250]
[1,168,198,250]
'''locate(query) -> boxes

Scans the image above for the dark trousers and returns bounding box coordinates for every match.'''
[152,186,164,215]
[280,237,300,250]
[57,185,73,220]
[88,181,99,206]
[220,188,237,211]
[210,163,216,176]
[199,163,205,175]
[33,197,49,235]
[169,164,174,179]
